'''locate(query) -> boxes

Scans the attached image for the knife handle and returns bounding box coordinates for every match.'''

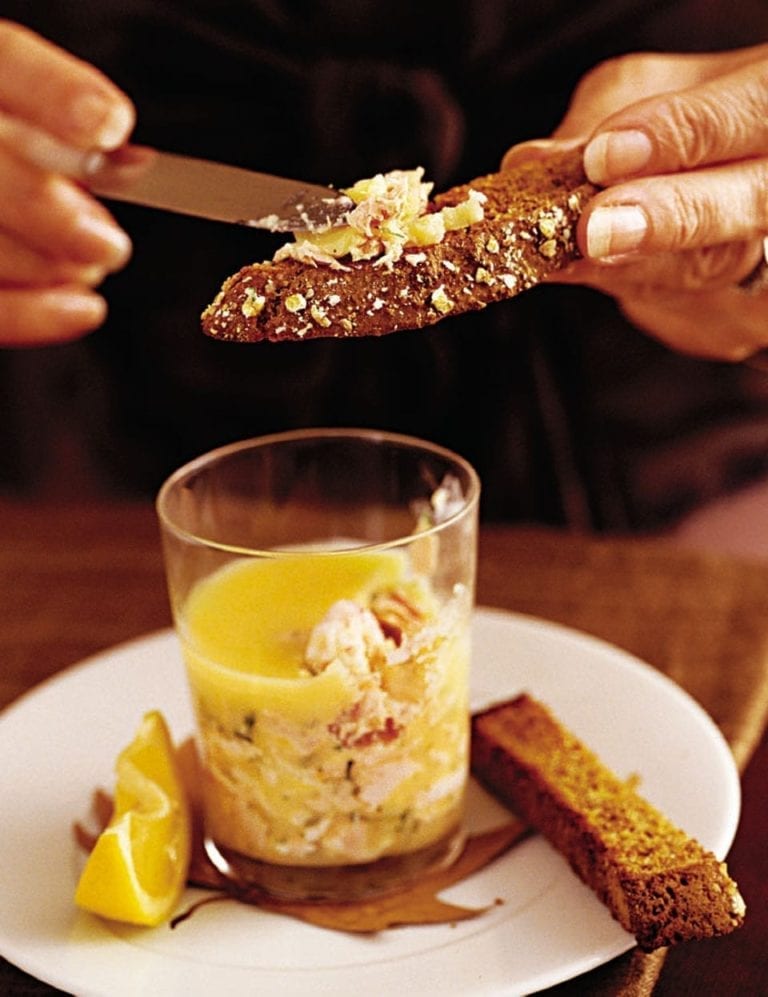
[0,110,105,179]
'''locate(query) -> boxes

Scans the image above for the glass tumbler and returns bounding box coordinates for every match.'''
[156,428,480,901]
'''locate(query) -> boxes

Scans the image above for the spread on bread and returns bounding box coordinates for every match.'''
[201,148,596,342]
[274,168,486,269]
[471,693,746,952]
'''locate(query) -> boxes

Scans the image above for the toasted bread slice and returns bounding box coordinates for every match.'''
[471,693,746,951]
[201,148,596,343]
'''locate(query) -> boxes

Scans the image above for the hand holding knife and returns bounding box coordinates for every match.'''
[0,99,349,345]
[0,110,351,233]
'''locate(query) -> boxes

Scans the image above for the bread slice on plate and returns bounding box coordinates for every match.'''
[201,148,596,343]
[471,693,746,952]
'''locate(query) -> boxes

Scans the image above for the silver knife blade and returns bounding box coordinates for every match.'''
[0,111,352,232]
[86,146,353,232]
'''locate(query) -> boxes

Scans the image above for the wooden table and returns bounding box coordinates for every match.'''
[1,500,767,995]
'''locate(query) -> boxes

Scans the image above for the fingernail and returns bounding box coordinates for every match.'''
[584,130,653,184]
[76,213,133,269]
[586,205,648,259]
[51,260,109,287]
[53,180,133,267]
[42,288,107,327]
[502,137,584,170]
[70,91,134,150]
[73,263,109,287]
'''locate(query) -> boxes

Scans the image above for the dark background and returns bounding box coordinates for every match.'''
[3,0,768,531]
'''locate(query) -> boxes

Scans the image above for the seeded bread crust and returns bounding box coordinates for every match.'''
[201,149,597,343]
[471,694,746,952]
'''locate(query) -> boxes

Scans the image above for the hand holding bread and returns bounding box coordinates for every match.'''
[203,45,768,361]
[516,45,768,361]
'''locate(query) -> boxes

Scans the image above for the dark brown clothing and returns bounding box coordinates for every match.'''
[3,1,768,529]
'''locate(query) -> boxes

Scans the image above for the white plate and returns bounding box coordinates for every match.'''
[0,608,740,997]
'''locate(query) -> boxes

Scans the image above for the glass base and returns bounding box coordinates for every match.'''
[203,825,466,903]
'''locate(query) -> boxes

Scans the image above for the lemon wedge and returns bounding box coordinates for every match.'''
[75,710,192,926]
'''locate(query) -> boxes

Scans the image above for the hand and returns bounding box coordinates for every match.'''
[0,20,135,346]
[503,45,768,361]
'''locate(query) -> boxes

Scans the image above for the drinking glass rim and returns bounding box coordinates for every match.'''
[156,427,481,556]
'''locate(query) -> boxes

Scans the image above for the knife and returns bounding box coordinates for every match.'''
[0,112,352,232]
[87,146,354,232]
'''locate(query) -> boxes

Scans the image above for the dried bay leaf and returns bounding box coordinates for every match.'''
[254,820,529,932]
[76,737,530,933]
